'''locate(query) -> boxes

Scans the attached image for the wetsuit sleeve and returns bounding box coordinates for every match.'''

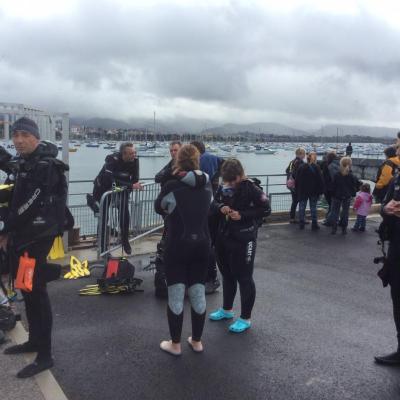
[210,186,224,215]
[154,182,175,216]
[101,157,115,189]
[240,184,270,221]
[155,160,173,184]
[2,162,59,233]
[132,159,139,184]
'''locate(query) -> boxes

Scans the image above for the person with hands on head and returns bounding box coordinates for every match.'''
[209,158,270,333]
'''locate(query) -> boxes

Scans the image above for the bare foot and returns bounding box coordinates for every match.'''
[187,337,203,353]
[160,340,181,356]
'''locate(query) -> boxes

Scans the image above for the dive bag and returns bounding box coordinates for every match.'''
[97,256,142,293]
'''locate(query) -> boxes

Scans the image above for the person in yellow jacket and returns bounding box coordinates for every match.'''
[373,146,400,203]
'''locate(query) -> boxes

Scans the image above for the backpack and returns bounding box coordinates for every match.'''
[97,256,142,294]
[286,160,296,190]
[376,160,398,185]
[249,178,271,220]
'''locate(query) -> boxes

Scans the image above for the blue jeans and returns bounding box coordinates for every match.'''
[353,215,366,230]
[299,196,318,224]
[330,198,351,228]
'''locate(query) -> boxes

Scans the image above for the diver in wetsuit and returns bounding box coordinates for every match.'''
[1,117,69,378]
[209,158,270,333]
[89,142,142,254]
[155,144,213,355]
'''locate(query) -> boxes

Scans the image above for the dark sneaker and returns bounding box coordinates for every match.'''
[289,219,298,224]
[4,342,38,355]
[299,222,305,230]
[322,220,332,227]
[351,227,359,232]
[374,351,400,365]
[205,278,221,294]
[17,357,54,379]
[331,226,337,235]
[359,227,365,232]
[342,227,347,235]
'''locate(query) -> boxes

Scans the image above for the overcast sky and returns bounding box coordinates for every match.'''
[1,0,400,129]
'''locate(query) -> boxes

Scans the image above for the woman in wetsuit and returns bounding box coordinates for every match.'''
[209,159,270,333]
[154,144,213,355]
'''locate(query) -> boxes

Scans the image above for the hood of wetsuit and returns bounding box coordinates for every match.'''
[178,170,209,188]
[35,141,58,158]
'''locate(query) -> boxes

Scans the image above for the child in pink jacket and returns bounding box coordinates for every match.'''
[352,183,373,232]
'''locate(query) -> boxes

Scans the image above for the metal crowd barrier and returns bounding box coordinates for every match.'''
[97,182,163,258]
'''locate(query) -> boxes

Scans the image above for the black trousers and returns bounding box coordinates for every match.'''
[215,236,257,320]
[15,238,55,359]
[388,239,400,349]
[290,191,298,220]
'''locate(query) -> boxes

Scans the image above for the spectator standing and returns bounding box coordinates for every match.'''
[295,152,324,230]
[352,183,373,232]
[329,157,360,235]
[286,148,306,223]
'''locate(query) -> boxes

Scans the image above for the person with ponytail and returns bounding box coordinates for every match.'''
[329,157,361,235]
[154,144,213,355]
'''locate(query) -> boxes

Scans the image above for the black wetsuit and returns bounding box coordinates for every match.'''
[155,170,212,343]
[93,152,139,253]
[382,176,400,350]
[212,180,270,319]
[1,142,68,362]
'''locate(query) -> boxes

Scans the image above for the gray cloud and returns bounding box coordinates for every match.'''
[1,1,400,128]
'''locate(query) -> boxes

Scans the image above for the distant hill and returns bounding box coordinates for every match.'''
[202,122,308,136]
[316,124,399,138]
[69,117,399,139]
[70,117,132,130]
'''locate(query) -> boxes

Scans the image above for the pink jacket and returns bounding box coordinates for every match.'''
[353,192,373,217]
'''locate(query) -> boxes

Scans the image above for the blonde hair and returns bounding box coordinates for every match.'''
[307,152,317,164]
[174,144,200,172]
[340,157,352,176]
[295,147,306,157]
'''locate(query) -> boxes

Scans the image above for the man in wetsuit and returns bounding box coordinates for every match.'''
[155,141,182,187]
[1,117,69,378]
[90,142,142,254]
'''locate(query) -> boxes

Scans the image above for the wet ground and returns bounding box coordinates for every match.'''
[44,219,400,399]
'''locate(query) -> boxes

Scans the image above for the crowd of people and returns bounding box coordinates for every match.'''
[2,117,400,378]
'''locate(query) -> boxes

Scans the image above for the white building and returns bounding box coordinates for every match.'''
[0,102,70,163]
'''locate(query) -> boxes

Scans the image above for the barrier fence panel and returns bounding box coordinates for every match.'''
[97,183,164,258]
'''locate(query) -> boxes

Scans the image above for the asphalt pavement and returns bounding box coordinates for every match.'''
[44,218,400,400]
